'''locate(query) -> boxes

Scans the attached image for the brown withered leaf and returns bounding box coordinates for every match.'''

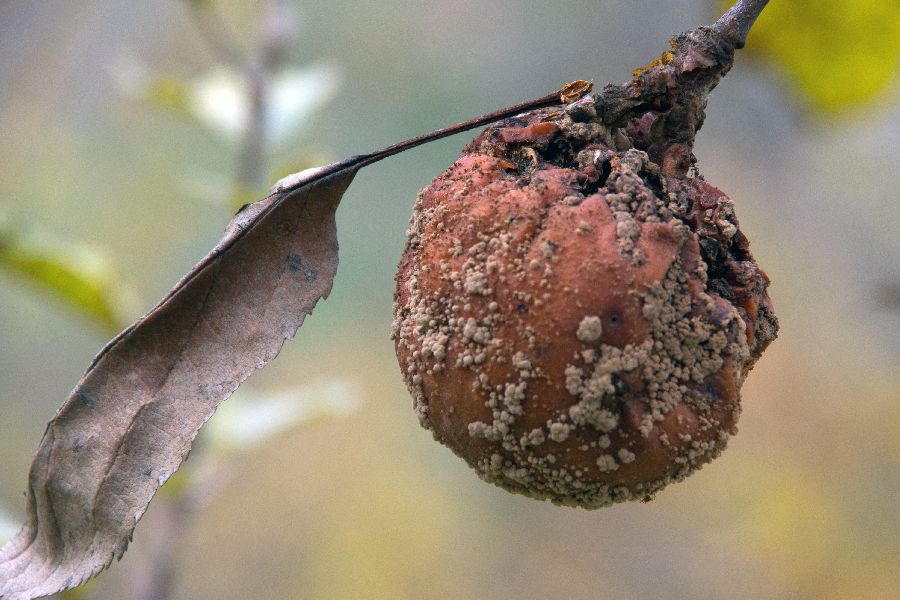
[0,81,592,600]
[0,165,356,600]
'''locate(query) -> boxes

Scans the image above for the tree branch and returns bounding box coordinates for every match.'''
[713,0,770,48]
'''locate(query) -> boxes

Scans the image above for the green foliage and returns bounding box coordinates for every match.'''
[0,215,127,333]
[58,583,95,600]
[721,0,900,113]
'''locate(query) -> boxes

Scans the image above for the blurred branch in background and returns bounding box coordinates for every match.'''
[0,0,338,343]
[1,1,346,599]
[112,0,340,212]
[186,0,283,201]
[876,282,900,312]
[102,2,346,599]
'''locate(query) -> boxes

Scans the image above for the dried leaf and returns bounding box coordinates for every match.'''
[0,165,356,599]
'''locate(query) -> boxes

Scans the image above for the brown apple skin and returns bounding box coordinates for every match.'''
[393,108,777,508]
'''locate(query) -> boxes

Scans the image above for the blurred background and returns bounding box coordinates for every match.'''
[1,1,898,598]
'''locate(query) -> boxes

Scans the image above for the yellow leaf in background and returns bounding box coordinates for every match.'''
[719,0,900,113]
[111,61,197,123]
[0,216,129,333]
[144,73,194,117]
[58,583,95,600]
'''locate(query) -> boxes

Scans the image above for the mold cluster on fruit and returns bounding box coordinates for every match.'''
[393,21,777,508]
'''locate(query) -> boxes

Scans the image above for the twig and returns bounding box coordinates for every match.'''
[235,0,296,195]
[187,0,296,200]
[713,0,770,48]
[124,4,295,600]
[236,68,268,193]
[182,1,248,71]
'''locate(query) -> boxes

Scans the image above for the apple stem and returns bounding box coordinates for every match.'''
[353,81,592,170]
[279,81,593,196]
